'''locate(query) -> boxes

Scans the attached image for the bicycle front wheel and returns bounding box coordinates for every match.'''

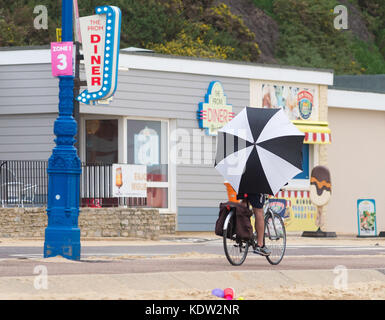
[264,211,286,265]
[223,209,249,266]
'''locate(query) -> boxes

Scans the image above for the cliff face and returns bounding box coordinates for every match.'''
[215,0,279,64]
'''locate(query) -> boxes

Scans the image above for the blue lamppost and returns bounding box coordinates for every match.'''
[44,0,81,260]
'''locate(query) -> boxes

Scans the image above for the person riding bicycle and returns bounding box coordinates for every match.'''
[237,192,271,256]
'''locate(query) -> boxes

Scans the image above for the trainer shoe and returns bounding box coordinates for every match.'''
[253,245,271,256]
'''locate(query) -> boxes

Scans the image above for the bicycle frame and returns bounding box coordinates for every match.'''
[242,196,280,242]
[264,209,280,241]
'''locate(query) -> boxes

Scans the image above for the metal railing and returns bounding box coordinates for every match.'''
[0,161,47,207]
[0,161,146,208]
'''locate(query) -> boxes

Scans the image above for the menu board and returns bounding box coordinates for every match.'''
[357,199,377,237]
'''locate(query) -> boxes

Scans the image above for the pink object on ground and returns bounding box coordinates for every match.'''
[223,288,234,300]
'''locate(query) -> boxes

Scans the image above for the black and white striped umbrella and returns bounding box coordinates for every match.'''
[215,107,305,196]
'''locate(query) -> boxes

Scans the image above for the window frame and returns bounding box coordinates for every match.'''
[285,143,315,190]
[80,115,174,213]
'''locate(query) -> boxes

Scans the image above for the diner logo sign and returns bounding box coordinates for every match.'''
[77,5,121,105]
[197,81,234,136]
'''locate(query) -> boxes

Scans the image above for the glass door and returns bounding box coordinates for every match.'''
[127,119,169,209]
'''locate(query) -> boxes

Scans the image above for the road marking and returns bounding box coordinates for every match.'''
[5,245,385,260]
[333,247,385,251]
[287,245,385,249]
[11,254,42,258]
[9,252,171,259]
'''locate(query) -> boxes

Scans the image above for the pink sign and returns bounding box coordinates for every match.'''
[51,42,74,77]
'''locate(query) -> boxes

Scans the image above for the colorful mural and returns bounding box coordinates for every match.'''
[269,191,318,232]
[248,191,318,232]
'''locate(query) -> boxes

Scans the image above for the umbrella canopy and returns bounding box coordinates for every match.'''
[215,107,305,196]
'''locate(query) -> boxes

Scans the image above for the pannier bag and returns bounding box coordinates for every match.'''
[215,202,234,237]
[215,201,253,241]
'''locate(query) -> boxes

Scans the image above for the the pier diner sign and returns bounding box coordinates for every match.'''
[77,5,121,105]
[197,81,234,136]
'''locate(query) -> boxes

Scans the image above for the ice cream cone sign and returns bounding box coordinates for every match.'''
[309,166,331,230]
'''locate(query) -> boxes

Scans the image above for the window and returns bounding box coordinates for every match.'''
[86,120,118,163]
[127,120,169,208]
[293,144,309,180]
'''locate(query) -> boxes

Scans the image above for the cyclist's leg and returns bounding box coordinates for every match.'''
[253,207,264,247]
[253,205,271,256]
[249,194,265,247]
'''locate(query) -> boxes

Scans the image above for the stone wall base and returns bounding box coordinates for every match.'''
[0,207,176,240]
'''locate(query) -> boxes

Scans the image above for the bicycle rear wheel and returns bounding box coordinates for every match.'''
[223,209,249,266]
[264,211,286,265]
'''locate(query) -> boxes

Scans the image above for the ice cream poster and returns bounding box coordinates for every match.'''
[357,199,377,237]
[261,84,316,121]
[269,197,318,232]
[112,164,147,198]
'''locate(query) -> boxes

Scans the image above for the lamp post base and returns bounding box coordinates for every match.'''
[44,228,81,261]
[301,228,337,238]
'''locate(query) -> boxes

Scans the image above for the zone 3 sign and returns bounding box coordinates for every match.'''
[51,42,73,77]
[50,5,121,105]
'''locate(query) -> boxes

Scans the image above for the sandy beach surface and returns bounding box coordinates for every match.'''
[0,263,384,300]
[1,233,384,300]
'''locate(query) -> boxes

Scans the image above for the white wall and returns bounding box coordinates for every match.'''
[327,107,385,234]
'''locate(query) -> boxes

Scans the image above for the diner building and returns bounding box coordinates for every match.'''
[1,46,383,235]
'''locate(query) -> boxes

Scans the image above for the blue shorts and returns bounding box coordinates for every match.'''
[236,193,265,209]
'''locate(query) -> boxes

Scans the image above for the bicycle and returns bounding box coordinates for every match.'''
[222,196,286,266]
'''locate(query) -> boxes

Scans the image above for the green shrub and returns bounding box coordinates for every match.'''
[251,0,275,17]
[350,38,385,74]
[273,0,368,74]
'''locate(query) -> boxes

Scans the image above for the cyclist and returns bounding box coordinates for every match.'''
[237,193,271,256]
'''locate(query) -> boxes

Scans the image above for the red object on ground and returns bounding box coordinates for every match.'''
[224,288,234,300]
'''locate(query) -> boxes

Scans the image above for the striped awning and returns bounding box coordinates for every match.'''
[293,121,331,144]
[275,190,310,199]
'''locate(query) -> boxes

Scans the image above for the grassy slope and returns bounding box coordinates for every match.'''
[252,0,385,74]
